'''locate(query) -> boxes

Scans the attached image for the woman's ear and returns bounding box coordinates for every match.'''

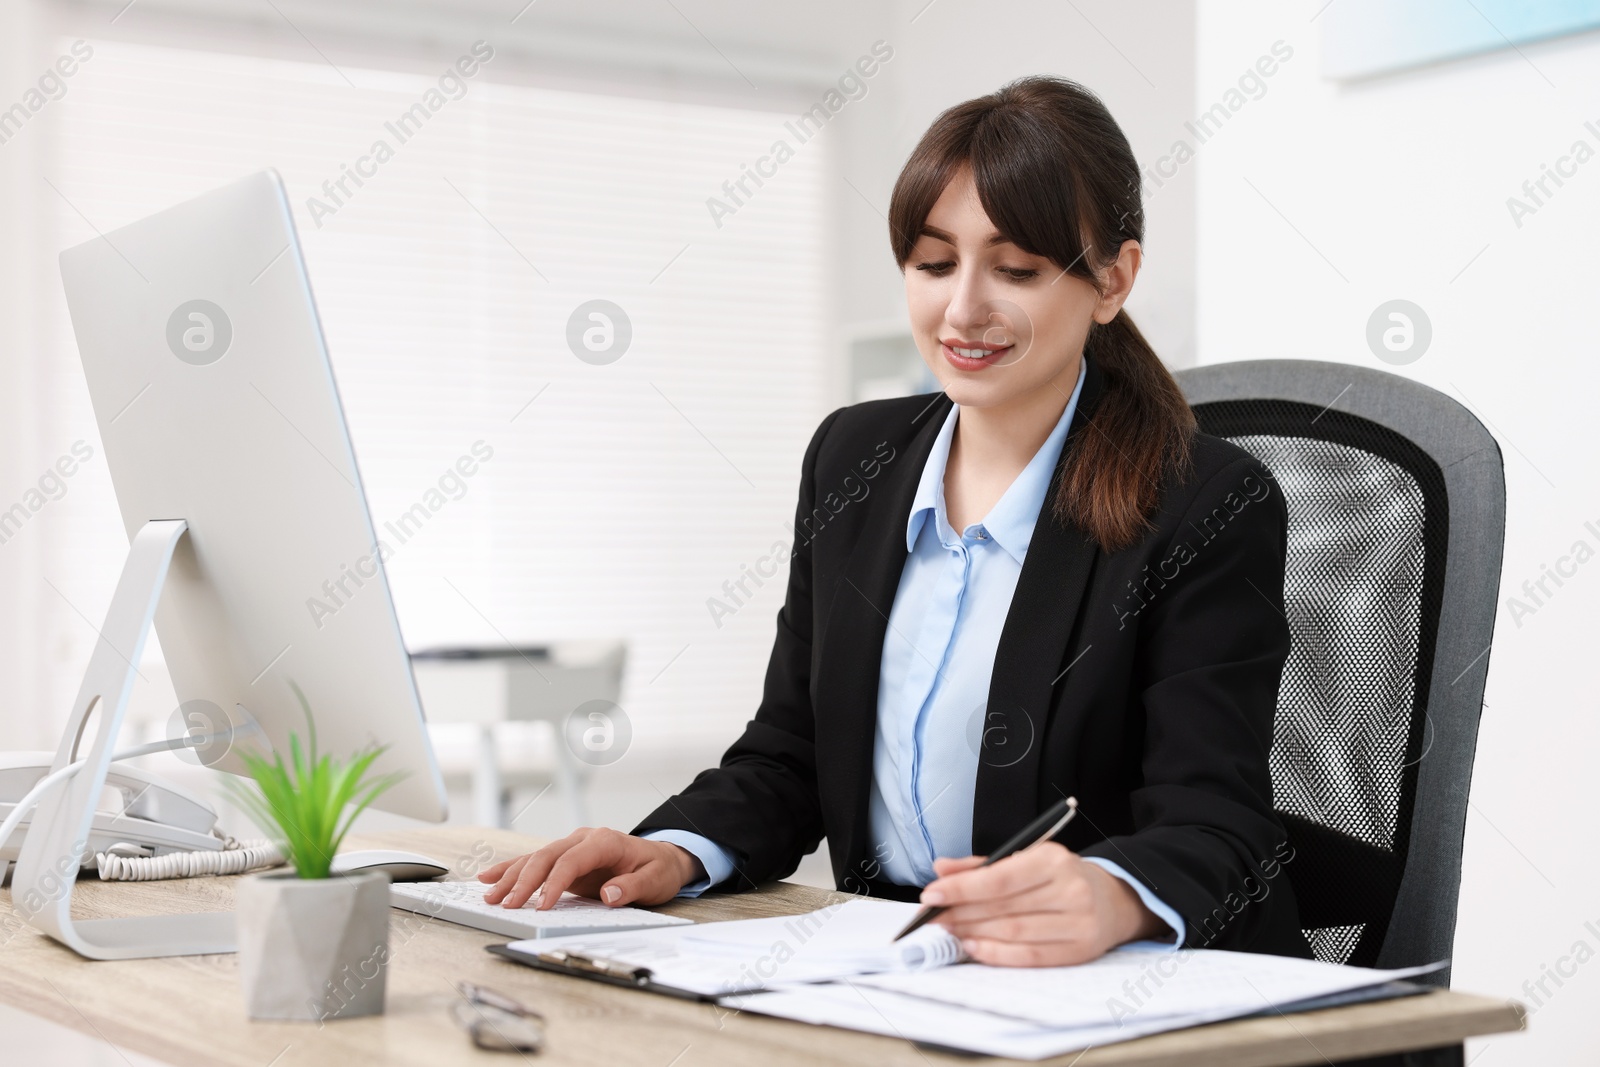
[1093,240,1143,324]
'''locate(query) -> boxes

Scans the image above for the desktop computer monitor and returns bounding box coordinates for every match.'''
[57,167,448,825]
[55,169,447,821]
[11,169,449,959]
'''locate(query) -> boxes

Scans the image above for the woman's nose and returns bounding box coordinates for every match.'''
[943,268,995,334]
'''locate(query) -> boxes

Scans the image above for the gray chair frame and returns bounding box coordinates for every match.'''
[1176,359,1505,986]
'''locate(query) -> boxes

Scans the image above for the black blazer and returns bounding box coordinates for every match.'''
[637,358,1310,956]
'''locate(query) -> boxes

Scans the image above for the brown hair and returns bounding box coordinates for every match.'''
[888,75,1195,553]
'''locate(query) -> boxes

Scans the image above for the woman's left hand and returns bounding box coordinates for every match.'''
[921,843,1172,966]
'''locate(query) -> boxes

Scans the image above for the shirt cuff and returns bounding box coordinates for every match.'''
[1082,857,1186,950]
[639,829,738,898]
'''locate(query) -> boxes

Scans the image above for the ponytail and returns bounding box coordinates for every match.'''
[1063,311,1195,551]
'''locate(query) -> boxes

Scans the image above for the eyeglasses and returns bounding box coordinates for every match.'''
[450,981,546,1053]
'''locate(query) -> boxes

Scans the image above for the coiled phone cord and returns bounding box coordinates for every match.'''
[95,836,284,880]
[1,726,285,884]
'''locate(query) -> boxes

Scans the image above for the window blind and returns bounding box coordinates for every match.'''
[45,36,833,749]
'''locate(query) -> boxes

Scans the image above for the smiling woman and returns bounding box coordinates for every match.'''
[485,74,1308,969]
[888,76,1195,551]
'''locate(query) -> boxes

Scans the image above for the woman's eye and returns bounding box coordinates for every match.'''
[912,261,1037,280]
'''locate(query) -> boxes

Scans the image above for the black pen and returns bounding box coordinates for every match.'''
[891,795,1079,943]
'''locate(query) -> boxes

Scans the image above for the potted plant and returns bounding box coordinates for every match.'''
[228,685,405,1022]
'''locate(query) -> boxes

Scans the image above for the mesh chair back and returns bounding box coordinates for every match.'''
[1177,361,1504,985]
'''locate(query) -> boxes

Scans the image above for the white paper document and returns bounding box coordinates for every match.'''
[725,980,1146,1061]
[732,948,1439,1060]
[853,945,1441,1030]
[680,899,962,970]
[505,899,960,995]
[503,895,1438,1059]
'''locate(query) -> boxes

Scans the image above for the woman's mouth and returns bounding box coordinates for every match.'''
[941,339,1013,371]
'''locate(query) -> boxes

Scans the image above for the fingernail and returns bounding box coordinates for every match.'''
[921,889,944,905]
[603,885,621,903]
[962,939,979,954]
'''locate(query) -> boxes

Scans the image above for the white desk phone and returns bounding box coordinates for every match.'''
[0,751,257,884]
[0,748,441,885]
[0,752,220,857]
[0,700,297,886]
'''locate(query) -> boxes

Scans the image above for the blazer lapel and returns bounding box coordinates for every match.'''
[813,393,951,877]
[972,359,1106,854]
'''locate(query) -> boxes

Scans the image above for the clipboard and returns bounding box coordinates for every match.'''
[487,942,717,1002]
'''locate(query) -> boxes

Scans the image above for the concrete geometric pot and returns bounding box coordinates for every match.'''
[235,870,390,1022]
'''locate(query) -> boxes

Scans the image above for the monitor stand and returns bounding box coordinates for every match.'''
[9,519,237,959]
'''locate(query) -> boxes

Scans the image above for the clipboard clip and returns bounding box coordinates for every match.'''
[535,949,653,985]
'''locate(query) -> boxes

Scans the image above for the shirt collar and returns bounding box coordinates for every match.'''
[905,358,1088,564]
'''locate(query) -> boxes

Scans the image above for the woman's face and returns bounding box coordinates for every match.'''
[903,166,1137,411]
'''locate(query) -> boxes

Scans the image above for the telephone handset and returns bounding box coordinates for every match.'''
[0,751,224,871]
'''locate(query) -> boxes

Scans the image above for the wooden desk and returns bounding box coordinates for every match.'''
[0,826,1524,1067]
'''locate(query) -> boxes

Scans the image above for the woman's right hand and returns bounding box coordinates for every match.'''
[477,827,703,909]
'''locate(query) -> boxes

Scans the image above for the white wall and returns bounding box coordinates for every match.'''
[0,0,60,753]
[1196,3,1600,1062]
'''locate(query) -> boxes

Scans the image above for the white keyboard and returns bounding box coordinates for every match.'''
[389,880,693,940]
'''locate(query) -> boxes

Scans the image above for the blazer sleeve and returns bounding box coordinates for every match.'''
[1078,455,1303,953]
[630,408,844,888]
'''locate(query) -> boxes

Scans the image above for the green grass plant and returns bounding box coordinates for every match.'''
[227,682,406,879]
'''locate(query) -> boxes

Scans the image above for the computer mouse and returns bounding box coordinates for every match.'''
[329,848,449,881]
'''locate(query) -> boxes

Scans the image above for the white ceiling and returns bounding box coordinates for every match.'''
[60,0,900,91]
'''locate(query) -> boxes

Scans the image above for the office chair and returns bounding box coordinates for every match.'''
[1176,360,1505,988]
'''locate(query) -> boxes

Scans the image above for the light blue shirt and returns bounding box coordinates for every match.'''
[648,360,1182,947]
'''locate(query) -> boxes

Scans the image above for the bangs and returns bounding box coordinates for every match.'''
[887,79,1143,290]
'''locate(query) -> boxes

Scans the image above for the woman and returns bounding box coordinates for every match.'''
[481,75,1308,965]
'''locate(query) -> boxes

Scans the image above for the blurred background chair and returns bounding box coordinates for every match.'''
[411,641,627,830]
[1177,360,1505,987]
